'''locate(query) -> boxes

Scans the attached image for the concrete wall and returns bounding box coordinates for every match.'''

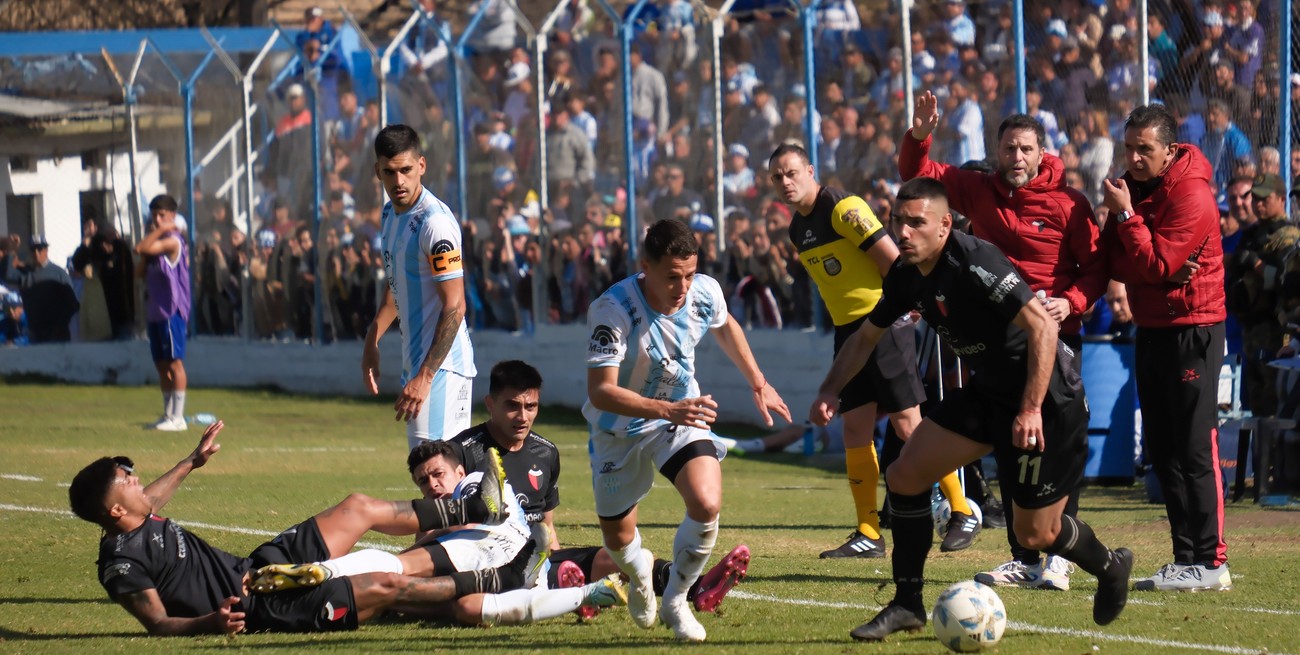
[0,325,833,427]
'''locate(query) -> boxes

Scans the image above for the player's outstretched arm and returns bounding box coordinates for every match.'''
[362,287,398,394]
[143,421,224,513]
[117,589,245,636]
[710,315,791,427]
[810,320,886,425]
[1010,300,1057,453]
[588,367,718,429]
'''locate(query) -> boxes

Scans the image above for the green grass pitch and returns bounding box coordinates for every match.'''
[1,382,1298,654]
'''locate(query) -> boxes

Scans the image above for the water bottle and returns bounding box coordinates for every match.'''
[801,422,816,456]
[188,413,218,425]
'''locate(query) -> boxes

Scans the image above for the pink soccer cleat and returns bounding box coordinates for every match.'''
[692,544,750,613]
[557,560,601,620]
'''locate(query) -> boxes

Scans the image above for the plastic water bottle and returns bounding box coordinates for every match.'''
[188,413,218,425]
[801,422,816,456]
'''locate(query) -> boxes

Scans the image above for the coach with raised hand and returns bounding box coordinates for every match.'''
[1101,103,1230,593]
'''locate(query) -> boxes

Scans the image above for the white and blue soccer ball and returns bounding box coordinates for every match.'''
[931,580,1007,652]
[932,497,983,538]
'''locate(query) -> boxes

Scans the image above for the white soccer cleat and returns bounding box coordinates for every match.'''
[154,416,188,432]
[1134,562,1231,592]
[1039,554,1075,591]
[661,595,707,642]
[975,559,1042,588]
[626,549,657,629]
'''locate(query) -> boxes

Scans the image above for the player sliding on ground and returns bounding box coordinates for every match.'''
[810,177,1133,641]
[69,421,532,635]
[584,218,791,641]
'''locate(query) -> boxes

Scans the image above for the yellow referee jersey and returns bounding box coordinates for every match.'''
[787,186,888,326]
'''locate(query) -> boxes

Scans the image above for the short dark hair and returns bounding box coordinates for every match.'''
[69,456,134,525]
[148,195,178,213]
[1125,104,1178,146]
[896,176,949,204]
[643,218,698,263]
[406,440,463,474]
[374,124,422,160]
[997,114,1047,147]
[489,360,543,396]
[768,143,811,168]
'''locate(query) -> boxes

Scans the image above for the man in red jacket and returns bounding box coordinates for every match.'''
[899,91,1107,592]
[1102,103,1230,592]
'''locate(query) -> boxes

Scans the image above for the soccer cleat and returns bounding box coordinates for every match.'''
[939,511,981,552]
[662,595,707,642]
[477,447,508,523]
[981,499,1007,529]
[251,563,331,593]
[976,558,1050,589]
[558,560,602,620]
[1093,547,1134,625]
[819,530,886,559]
[1134,561,1231,592]
[582,573,629,610]
[1038,555,1074,591]
[693,544,750,613]
[626,549,657,629]
[153,416,188,432]
[849,602,927,642]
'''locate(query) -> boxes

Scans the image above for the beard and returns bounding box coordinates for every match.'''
[1002,167,1036,189]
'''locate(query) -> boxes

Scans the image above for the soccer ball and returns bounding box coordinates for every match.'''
[932,497,983,537]
[931,581,1007,652]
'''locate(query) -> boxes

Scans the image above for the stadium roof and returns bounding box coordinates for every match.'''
[0,27,293,57]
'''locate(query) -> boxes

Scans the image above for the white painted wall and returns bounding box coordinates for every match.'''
[0,325,833,428]
[0,151,164,266]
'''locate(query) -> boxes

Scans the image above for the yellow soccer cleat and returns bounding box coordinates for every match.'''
[250,563,331,593]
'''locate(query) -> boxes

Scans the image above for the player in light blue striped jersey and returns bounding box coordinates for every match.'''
[363,125,476,450]
[584,218,791,642]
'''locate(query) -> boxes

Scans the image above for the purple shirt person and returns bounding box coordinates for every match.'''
[136,195,192,432]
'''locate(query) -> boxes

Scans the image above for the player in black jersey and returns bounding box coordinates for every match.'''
[69,421,532,636]
[446,360,750,620]
[809,178,1133,641]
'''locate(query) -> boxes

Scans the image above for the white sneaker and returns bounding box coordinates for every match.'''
[1135,562,1231,592]
[662,594,707,642]
[974,559,1041,588]
[154,417,188,432]
[626,549,657,629]
[1038,555,1075,591]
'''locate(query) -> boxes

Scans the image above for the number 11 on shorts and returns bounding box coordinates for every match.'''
[1017,455,1041,485]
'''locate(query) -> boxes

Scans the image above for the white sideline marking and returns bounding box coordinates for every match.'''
[1,474,43,482]
[730,590,1291,654]
[1,502,1291,651]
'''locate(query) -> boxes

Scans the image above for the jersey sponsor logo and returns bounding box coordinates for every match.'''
[823,255,842,276]
[599,461,617,474]
[516,492,531,508]
[935,293,949,317]
[843,208,872,237]
[322,601,350,622]
[951,342,987,356]
[691,298,713,321]
[102,562,131,584]
[151,533,165,549]
[1036,482,1057,498]
[167,521,188,559]
[429,239,463,273]
[589,325,619,354]
[969,264,1000,288]
[802,229,816,245]
[528,464,544,491]
[989,271,1022,303]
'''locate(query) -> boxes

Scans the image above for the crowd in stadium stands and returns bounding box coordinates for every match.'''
[5,0,1297,345]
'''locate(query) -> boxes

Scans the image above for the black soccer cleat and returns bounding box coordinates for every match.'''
[940,511,981,552]
[849,602,927,641]
[820,530,886,559]
[1093,547,1134,626]
[981,499,1007,529]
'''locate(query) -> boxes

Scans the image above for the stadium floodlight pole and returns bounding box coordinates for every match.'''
[446,1,496,223]
[901,0,915,125]
[101,40,150,244]
[1283,0,1293,217]
[796,0,817,179]
[708,0,727,254]
[1013,0,1026,113]
[1137,0,1149,107]
[382,9,425,128]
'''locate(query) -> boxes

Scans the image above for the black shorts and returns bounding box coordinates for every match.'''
[836,315,926,414]
[547,546,602,587]
[243,518,359,633]
[926,374,1088,509]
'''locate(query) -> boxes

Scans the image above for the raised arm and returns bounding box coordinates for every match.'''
[710,314,791,427]
[142,421,223,514]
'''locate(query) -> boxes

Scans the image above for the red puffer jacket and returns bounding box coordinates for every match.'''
[1103,144,1225,327]
[899,130,1107,335]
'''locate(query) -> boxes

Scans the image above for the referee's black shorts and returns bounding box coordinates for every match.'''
[926,373,1088,509]
[835,314,926,415]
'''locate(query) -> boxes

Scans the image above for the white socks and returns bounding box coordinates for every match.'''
[319,549,404,579]
[606,529,653,585]
[737,438,767,453]
[163,391,187,421]
[479,588,585,625]
[665,515,719,601]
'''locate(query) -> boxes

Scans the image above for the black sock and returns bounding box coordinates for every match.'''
[888,489,932,610]
[653,558,673,596]
[412,498,471,531]
[1046,514,1113,578]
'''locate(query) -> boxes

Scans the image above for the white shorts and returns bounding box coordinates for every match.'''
[588,423,723,518]
[407,369,473,450]
[435,527,525,573]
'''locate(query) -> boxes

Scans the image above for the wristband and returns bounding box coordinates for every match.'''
[1020,407,1041,415]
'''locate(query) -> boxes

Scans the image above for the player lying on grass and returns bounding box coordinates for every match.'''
[69,421,532,635]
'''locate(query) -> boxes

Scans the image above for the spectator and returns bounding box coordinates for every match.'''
[1228,173,1289,417]
[1224,0,1263,91]
[467,122,516,221]
[1147,13,1178,82]
[0,291,27,346]
[722,143,758,207]
[1025,85,1067,154]
[939,0,975,47]
[838,44,876,111]
[651,163,704,222]
[566,93,599,153]
[1200,98,1252,193]
[629,48,670,141]
[1177,10,1229,99]
[5,234,78,343]
[1076,108,1115,206]
[466,0,517,57]
[654,0,698,73]
[1203,61,1252,127]
[502,62,532,132]
[544,105,596,203]
[136,196,192,431]
[71,217,113,342]
[296,6,341,71]
[935,79,984,164]
[271,83,314,219]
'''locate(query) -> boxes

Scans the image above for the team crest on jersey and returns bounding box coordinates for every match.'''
[528,464,544,491]
[322,601,350,622]
[102,563,131,583]
[590,325,618,354]
[823,255,842,276]
[935,293,949,317]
